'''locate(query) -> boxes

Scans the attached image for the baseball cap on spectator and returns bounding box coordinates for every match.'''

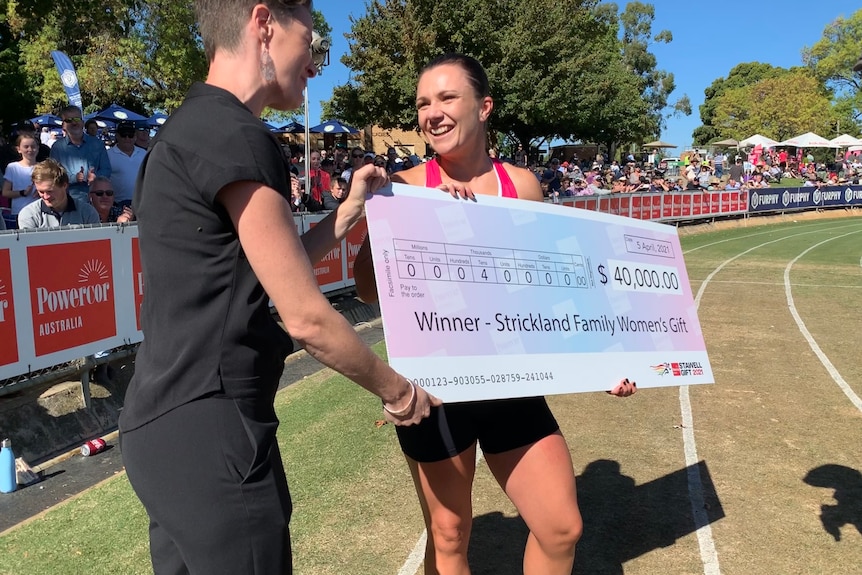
[116,121,136,137]
[364,152,375,160]
[542,168,556,180]
[616,174,627,181]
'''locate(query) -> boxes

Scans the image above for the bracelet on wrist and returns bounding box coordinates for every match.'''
[382,383,416,417]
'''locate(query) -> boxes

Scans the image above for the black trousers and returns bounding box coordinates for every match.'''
[122,396,292,575]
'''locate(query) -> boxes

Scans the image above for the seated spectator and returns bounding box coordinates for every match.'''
[725,178,741,190]
[1,133,40,229]
[321,157,336,179]
[697,164,712,189]
[560,177,574,196]
[89,176,134,223]
[18,159,100,228]
[322,176,348,210]
[288,172,322,212]
[84,119,100,138]
[749,172,769,189]
[107,121,146,208]
[386,147,404,174]
[573,177,590,195]
[802,172,820,187]
[649,172,670,192]
[541,164,561,198]
[591,177,612,195]
[611,174,631,193]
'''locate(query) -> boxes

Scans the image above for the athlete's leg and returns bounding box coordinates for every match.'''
[485,431,581,575]
[405,442,478,575]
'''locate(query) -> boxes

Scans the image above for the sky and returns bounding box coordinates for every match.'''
[308,0,857,152]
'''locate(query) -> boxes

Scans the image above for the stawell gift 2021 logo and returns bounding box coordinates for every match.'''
[651,362,704,377]
[0,249,18,367]
[28,240,117,356]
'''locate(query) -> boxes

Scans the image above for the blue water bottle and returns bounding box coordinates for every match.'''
[0,438,17,493]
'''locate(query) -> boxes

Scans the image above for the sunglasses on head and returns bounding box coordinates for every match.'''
[63,117,82,123]
[90,190,114,197]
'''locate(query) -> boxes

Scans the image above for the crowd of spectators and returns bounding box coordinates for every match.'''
[527,147,862,202]
[0,107,150,230]
[283,143,424,212]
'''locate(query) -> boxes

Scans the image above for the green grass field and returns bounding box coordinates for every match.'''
[2,211,862,574]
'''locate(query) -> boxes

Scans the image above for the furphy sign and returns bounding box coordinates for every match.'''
[0,249,18,367]
[27,240,117,356]
[749,185,862,212]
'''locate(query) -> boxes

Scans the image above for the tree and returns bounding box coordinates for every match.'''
[711,71,836,141]
[0,4,38,129]
[1,2,329,125]
[618,2,689,138]
[326,0,684,154]
[692,62,792,145]
[803,9,862,130]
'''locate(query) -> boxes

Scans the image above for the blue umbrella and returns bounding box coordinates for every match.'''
[148,113,169,128]
[280,121,305,134]
[87,104,147,123]
[30,114,63,127]
[309,119,359,134]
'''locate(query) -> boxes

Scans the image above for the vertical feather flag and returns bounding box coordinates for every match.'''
[50,51,83,109]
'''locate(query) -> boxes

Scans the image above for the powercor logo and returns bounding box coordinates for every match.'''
[651,361,704,377]
[35,260,111,315]
[28,240,117,356]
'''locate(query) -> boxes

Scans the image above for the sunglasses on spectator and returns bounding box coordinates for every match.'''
[117,131,135,138]
[90,190,114,197]
[63,117,82,123]
[352,153,364,158]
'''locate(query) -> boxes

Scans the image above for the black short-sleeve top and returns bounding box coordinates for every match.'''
[120,83,294,431]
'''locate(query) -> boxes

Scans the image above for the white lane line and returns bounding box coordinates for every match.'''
[701,280,862,289]
[398,448,485,575]
[683,221,862,255]
[683,221,862,575]
[784,230,862,413]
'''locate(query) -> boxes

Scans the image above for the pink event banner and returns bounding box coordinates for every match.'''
[365,184,713,403]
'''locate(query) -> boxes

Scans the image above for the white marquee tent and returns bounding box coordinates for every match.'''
[778,132,835,148]
[829,133,862,147]
[738,134,779,148]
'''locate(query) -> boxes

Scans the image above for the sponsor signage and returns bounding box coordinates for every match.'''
[132,237,143,331]
[749,185,862,212]
[27,240,117,356]
[345,220,368,280]
[0,249,18,368]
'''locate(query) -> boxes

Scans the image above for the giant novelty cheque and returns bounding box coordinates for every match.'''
[363,183,714,403]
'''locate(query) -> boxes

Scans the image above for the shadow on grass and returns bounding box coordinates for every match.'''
[467,459,724,574]
[804,464,862,541]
